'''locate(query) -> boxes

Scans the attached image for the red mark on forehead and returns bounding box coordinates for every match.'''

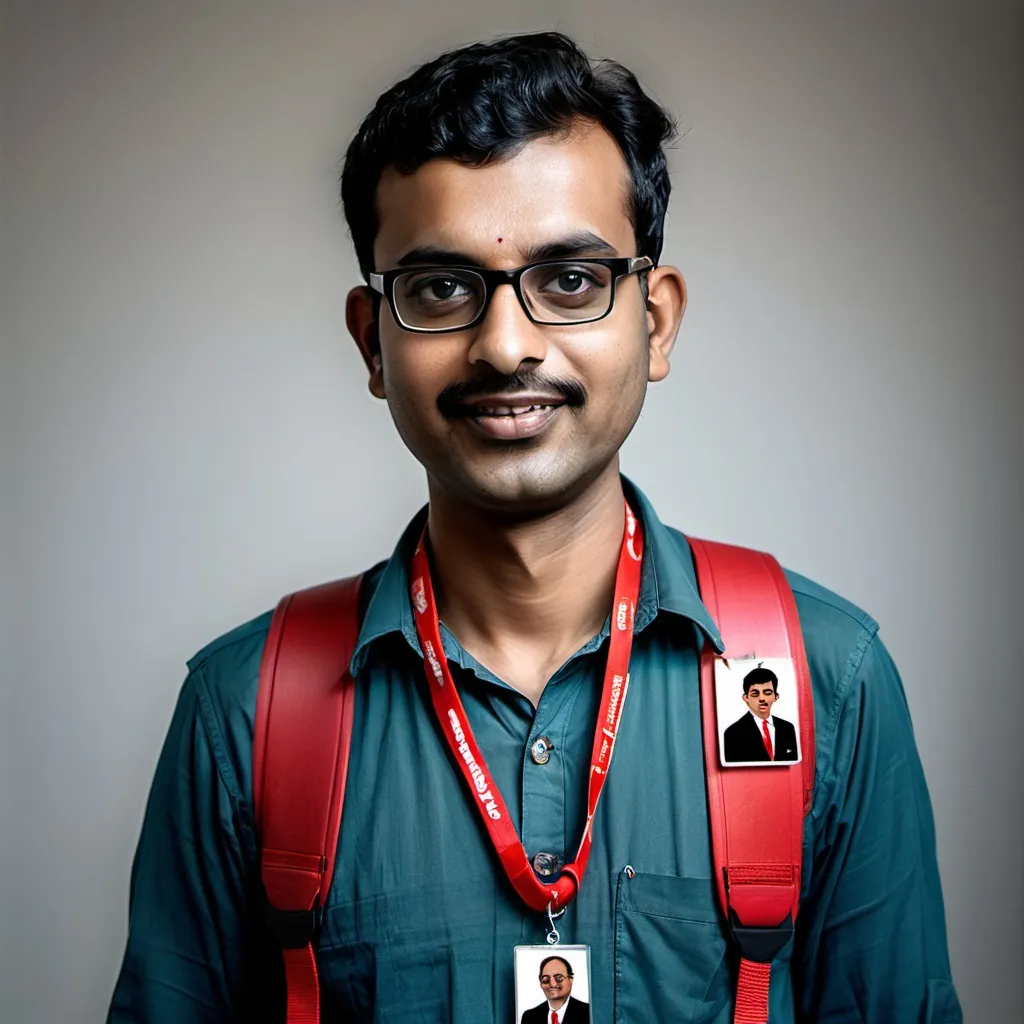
[497,237,503,243]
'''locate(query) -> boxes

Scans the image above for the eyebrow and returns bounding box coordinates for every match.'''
[394,230,619,268]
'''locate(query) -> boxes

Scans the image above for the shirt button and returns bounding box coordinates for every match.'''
[530,736,554,765]
[532,851,560,877]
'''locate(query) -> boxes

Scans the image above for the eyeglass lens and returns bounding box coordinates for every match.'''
[393,261,615,329]
[540,975,567,984]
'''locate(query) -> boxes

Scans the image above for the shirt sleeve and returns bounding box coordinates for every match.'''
[796,633,962,1022]
[106,667,275,1023]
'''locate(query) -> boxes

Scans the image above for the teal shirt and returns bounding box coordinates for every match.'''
[108,481,961,1022]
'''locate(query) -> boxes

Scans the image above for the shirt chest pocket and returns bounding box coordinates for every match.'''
[613,871,731,1023]
[316,889,494,1022]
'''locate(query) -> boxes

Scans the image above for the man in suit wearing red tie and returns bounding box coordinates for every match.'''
[723,666,798,763]
[520,955,590,1023]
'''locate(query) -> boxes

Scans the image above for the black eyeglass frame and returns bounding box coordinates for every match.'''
[368,255,654,334]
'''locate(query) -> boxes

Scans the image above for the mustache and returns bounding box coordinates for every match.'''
[437,371,588,417]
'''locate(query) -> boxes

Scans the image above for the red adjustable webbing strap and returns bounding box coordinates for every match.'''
[688,539,815,1024]
[253,576,363,1024]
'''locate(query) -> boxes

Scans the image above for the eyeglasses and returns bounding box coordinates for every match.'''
[540,974,570,984]
[368,256,653,334]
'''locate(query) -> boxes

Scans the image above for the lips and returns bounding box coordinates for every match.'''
[453,395,566,441]
[472,403,556,416]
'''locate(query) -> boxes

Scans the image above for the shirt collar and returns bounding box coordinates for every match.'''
[349,503,428,676]
[621,477,723,650]
[349,476,724,676]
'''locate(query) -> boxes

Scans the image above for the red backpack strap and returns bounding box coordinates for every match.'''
[252,575,363,1024]
[687,538,815,1024]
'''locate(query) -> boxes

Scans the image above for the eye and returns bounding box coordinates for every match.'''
[415,276,468,302]
[539,265,602,295]
[554,271,585,293]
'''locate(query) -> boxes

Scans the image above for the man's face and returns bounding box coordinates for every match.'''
[539,958,573,1004]
[350,122,682,515]
[743,683,778,720]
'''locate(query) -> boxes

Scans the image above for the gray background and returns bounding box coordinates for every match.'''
[2,1,1021,1020]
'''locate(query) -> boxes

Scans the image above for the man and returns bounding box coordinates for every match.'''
[108,32,961,1023]
[723,665,798,762]
[521,955,590,1024]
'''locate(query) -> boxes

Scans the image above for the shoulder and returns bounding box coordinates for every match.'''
[785,567,879,656]
[659,522,886,718]
[773,567,923,829]
[183,609,274,804]
[665,522,883,720]
[568,998,590,1020]
[187,609,273,674]
[780,567,882,731]
[774,712,798,745]
[186,609,273,714]
[177,563,390,804]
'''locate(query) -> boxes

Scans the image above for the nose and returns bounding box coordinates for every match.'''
[466,282,548,376]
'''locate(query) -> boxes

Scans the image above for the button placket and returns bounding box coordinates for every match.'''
[521,668,589,883]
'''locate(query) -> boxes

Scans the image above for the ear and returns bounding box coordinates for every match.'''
[643,265,687,383]
[346,285,386,399]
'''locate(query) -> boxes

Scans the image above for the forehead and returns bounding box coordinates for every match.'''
[542,959,570,973]
[373,123,635,269]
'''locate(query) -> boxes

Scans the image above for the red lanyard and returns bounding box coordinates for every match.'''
[409,500,643,913]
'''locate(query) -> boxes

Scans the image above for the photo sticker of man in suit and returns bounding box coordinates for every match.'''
[519,954,591,1024]
[721,662,800,765]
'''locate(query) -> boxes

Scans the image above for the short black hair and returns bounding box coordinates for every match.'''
[539,954,573,978]
[743,666,779,696]
[341,31,677,281]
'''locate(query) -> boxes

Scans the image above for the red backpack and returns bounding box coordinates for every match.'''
[252,538,815,1024]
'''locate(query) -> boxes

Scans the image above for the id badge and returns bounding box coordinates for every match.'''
[513,944,592,1023]
[715,655,802,766]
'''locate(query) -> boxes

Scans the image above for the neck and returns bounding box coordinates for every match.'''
[426,464,627,704]
[549,994,569,1010]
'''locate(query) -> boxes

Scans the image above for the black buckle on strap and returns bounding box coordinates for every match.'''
[729,911,794,963]
[263,902,322,949]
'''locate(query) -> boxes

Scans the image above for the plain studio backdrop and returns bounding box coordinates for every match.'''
[2,1,1021,1021]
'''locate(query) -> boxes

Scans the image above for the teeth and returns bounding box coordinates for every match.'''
[477,404,552,416]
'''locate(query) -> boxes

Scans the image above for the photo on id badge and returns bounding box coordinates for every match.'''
[716,656,802,766]
[514,945,592,1023]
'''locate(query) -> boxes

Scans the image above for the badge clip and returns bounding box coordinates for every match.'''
[546,901,565,945]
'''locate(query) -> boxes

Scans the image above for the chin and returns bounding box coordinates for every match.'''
[439,452,613,516]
